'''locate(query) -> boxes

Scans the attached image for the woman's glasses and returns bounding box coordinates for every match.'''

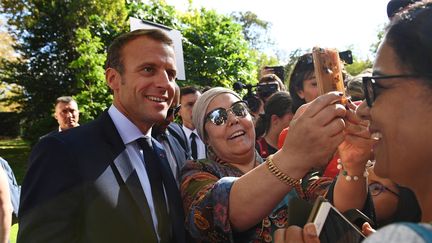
[205,101,248,126]
[167,105,181,117]
[362,74,432,107]
[368,182,399,197]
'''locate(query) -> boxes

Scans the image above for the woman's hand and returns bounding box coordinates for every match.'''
[274,223,320,243]
[362,222,376,237]
[279,92,347,172]
[338,101,374,171]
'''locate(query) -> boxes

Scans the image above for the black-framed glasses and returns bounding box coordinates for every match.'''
[369,182,399,197]
[167,105,181,117]
[205,101,248,126]
[362,74,432,107]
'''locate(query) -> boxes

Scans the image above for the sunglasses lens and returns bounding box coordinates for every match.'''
[369,182,383,196]
[207,109,227,126]
[231,102,247,117]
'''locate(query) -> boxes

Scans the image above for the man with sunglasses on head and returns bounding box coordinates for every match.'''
[152,84,190,185]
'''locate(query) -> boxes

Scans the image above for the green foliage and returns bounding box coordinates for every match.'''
[1,0,127,143]
[181,8,257,87]
[127,0,181,29]
[231,11,273,51]
[345,58,373,76]
[128,0,258,88]
[69,24,113,122]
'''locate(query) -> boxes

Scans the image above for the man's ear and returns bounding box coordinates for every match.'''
[106,68,121,91]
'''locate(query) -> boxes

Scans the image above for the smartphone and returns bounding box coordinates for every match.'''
[308,199,365,243]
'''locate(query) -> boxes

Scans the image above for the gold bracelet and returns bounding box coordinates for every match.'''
[266,155,302,187]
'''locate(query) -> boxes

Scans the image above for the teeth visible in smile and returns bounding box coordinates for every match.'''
[147,96,165,102]
[371,132,382,141]
[230,131,245,139]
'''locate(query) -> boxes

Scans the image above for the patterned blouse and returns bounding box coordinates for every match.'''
[180,154,334,242]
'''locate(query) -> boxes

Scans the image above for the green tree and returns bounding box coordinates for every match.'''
[231,11,273,51]
[345,58,373,76]
[180,8,257,88]
[0,19,22,112]
[129,0,257,88]
[1,0,127,143]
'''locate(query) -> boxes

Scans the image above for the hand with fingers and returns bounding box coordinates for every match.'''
[278,92,347,172]
[273,223,320,243]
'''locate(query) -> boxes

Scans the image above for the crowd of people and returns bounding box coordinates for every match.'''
[0,0,430,242]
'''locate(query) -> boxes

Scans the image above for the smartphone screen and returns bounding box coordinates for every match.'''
[312,202,365,243]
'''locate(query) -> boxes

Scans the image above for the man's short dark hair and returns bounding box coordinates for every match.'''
[55,96,76,106]
[105,29,173,74]
[180,86,200,98]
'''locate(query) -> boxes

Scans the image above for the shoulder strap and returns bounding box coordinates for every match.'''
[401,222,432,242]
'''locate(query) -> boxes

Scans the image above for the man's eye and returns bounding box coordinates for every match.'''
[143,67,154,73]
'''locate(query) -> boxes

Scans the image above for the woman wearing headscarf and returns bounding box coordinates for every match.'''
[180,87,372,242]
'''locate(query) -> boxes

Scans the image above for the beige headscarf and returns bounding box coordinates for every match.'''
[192,87,242,142]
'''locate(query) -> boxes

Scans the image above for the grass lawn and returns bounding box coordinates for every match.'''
[0,137,30,184]
[0,137,30,243]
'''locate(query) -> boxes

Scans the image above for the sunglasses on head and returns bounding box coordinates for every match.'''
[167,105,181,117]
[205,101,249,126]
[368,182,399,197]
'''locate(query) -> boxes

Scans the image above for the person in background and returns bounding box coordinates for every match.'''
[255,91,293,159]
[181,87,372,242]
[177,86,206,160]
[282,54,341,178]
[0,157,19,225]
[54,96,80,131]
[345,69,371,101]
[368,166,421,228]
[18,29,186,242]
[257,74,286,103]
[152,84,189,185]
[0,158,12,243]
[40,96,80,139]
[283,2,432,241]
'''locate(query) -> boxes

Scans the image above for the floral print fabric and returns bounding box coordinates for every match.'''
[180,157,333,242]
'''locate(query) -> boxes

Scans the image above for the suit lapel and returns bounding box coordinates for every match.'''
[166,134,186,177]
[100,111,158,241]
[113,151,156,231]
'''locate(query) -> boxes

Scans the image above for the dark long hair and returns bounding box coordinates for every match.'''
[288,53,315,113]
[255,91,292,138]
[386,0,432,86]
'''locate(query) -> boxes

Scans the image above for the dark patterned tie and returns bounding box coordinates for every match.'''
[137,137,171,243]
[190,133,198,160]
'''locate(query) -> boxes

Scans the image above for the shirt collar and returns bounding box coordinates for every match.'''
[182,125,197,138]
[108,104,151,145]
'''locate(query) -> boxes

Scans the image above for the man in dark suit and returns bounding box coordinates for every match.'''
[40,96,80,139]
[18,29,186,243]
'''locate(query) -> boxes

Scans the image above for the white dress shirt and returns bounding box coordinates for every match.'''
[108,105,164,239]
[182,126,206,159]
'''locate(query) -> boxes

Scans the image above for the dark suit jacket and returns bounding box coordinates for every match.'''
[166,123,189,155]
[39,129,59,141]
[153,129,190,185]
[18,111,186,243]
